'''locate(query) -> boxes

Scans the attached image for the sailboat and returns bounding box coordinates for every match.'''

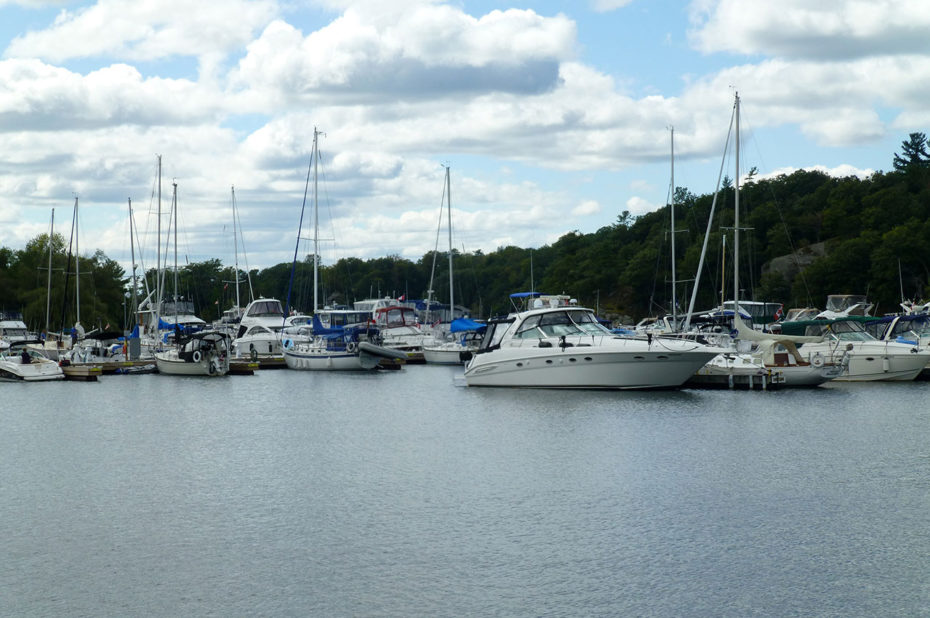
[683,94,840,388]
[154,182,231,376]
[283,128,407,371]
[423,166,485,364]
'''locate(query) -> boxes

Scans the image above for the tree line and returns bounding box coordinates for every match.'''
[3,133,930,333]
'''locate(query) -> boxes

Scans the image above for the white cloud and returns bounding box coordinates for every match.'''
[590,0,634,13]
[689,0,930,60]
[231,6,576,103]
[571,200,601,216]
[0,59,221,132]
[4,0,278,63]
[750,164,875,183]
[625,195,658,217]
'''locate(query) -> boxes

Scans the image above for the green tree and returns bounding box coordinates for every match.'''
[893,132,930,171]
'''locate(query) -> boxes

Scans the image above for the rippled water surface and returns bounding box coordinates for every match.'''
[2,367,929,616]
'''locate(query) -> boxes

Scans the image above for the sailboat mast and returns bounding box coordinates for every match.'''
[232,186,241,312]
[446,165,453,320]
[312,127,320,313]
[670,126,677,328]
[73,196,80,326]
[45,208,54,333]
[733,93,741,314]
[129,198,139,327]
[172,182,179,317]
[155,155,162,339]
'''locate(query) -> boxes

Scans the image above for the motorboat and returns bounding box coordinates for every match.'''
[283,315,408,371]
[0,310,31,341]
[369,304,431,361]
[61,330,127,364]
[865,312,930,378]
[463,304,721,389]
[155,330,231,376]
[781,317,930,381]
[0,339,65,381]
[232,297,286,358]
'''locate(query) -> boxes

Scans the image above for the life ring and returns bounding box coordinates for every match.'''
[192,350,202,363]
[811,352,824,368]
[250,348,259,362]
[346,341,358,353]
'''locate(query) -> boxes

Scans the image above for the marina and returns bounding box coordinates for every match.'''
[2,367,928,615]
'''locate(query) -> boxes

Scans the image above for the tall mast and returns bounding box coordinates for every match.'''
[128,197,139,328]
[733,93,741,314]
[155,155,162,339]
[45,208,54,333]
[172,181,179,319]
[446,165,453,320]
[312,127,320,313]
[74,196,80,326]
[670,126,677,328]
[232,185,241,311]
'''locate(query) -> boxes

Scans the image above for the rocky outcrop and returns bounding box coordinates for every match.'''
[762,242,826,281]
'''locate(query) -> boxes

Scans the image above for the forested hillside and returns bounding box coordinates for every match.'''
[3,134,929,332]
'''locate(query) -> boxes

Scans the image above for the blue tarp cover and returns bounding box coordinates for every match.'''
[450,317,486,333]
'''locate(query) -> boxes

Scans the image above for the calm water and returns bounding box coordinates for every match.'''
[2,367,929,616]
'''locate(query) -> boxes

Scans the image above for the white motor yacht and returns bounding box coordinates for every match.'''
[0,340,64,381]
[463,304,721,389]
[781,318,930,381]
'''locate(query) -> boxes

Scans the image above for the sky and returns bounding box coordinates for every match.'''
[1,0,927,275]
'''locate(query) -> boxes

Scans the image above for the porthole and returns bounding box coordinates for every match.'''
[546,359,553,364]
[516,362,523,367]
[584,357,593,361]
[634,355,645,360]
[569,358,577,362]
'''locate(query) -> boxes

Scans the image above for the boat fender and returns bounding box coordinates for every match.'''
[208,360,217,375]
[250,348,259,362]
[811,352,824,368]
[192,350,202,363]
[346,341,358,353]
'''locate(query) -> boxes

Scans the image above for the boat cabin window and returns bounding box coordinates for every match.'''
[538,312,582,337]
[478,319,514,350]
[514,315,543,339]
[890,317,930,338]
[826,320,875,342]
[247,300,284,317]
[567,310,612,335]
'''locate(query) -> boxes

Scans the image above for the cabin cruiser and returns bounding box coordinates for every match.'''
[0,310,30,341]
[781,317,930,381]
[232,298,287,358]
[865,313,930,379]
[0,339,64,381]
[463,303,721,389]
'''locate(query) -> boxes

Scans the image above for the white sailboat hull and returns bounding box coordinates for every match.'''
[422,342,469,365]
[154,350,229,376]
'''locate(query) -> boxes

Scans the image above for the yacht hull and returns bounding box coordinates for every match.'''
[464,346,719,389]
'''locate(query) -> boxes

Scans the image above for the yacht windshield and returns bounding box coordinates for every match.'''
[828,320,875,342]
[567,310,612,335]
[247,300,284,317]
